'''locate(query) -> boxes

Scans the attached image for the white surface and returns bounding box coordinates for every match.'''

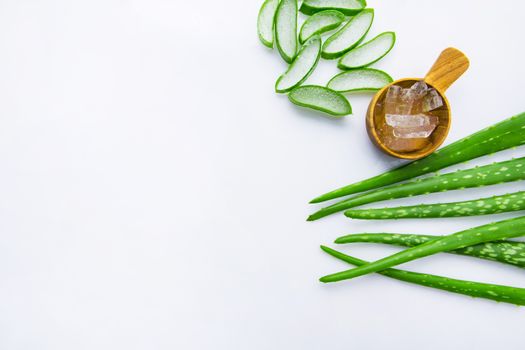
[0,0,524,349]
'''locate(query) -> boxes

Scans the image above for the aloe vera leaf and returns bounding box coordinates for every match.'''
[299,10,345,44]
[335,233,525,268]
[327,68,392,92]
[288,85,352,116]
[276,36,321,93]
[300,0,367,16]
[338,31,396,69]
[275,0,298,63]
[320,215,525,283]
[257,0,280,48]
[308,157,525,221]
[344,191,525,220]
[311,112,525,203]
[321,246,525,306]
[322,9,374,59]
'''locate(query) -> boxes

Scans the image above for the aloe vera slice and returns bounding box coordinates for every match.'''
[299,10,345,44]
[338,31,396,69]
[300,0,367,16]
[275,0,298,63]
[257,0,280,48]
[322,9,374,59]
[327,68,392,92]
[289,85,352,116]
[276,36,322,93]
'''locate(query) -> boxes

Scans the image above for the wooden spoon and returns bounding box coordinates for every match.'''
[366,47,470,160]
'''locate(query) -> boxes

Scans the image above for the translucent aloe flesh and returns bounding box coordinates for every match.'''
[308,157,525,221]
[275,0,299,63]
[276,36,321,93]
[321,246,525,306]
[288,85,352,116]
[299,10,345,44]
[345,191,525,220]
[338,31,396,69]
[311,112,525,203]
[327,68,392,92]
[301,0,367,16]
[335,232,525,268]
[322,9,374,59]
[257,0,280,48]
[320,216,525,283]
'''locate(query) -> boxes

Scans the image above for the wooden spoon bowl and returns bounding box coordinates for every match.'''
[366,48,469,160]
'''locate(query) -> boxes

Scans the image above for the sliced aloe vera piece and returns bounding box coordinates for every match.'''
[257,0,280,48]
[322,8,374,59]
[275,0,298,63]
[289,85,352,117]
[327,68,393,92]
[338,32,396,69]
[299,10,345,44]
[300,0,366,16]
[276,36,322,93]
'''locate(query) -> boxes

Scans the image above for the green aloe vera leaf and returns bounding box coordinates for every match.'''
[321,246,525,306]
[275,0,298,63]
[327,68,392,92]
[308,157,525,221]
[288,85,352,117]
[276,36,322,93]
[300,0,367,16]
[310,112,525,204]
[320,215,525,283]
[338,31,396,69]
[322,9,374,59]
[344,191,525,220]
[335,233,525,268]
[257,0,280,48]
[299,10,345,44]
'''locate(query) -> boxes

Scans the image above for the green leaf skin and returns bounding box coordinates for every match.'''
[308,157,525,221]
[320,215,525,283]
[335,233,525,268]
[321,246,525,306]
[322,9,374,59]
[338,31,396,70]
[275,36,321,93]
[327,68,393,92]
[257,0,280,48]
[288,85,352,116]
[300,0,367,16]
[345,191,525,220]
[275,0,298,63]
[299,10,345,44]
[310,112,525,203]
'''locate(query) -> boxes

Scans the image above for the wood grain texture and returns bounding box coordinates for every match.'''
[366,78,451,160]
[424,47,470,93]
[366,48,469,160]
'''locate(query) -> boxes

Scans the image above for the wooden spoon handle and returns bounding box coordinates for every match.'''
[424,47,469,93]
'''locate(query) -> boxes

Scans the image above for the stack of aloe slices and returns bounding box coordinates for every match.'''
[257,0,396,117]
[311,112,525,306]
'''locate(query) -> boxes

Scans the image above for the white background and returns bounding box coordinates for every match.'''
[0,0,524,349]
